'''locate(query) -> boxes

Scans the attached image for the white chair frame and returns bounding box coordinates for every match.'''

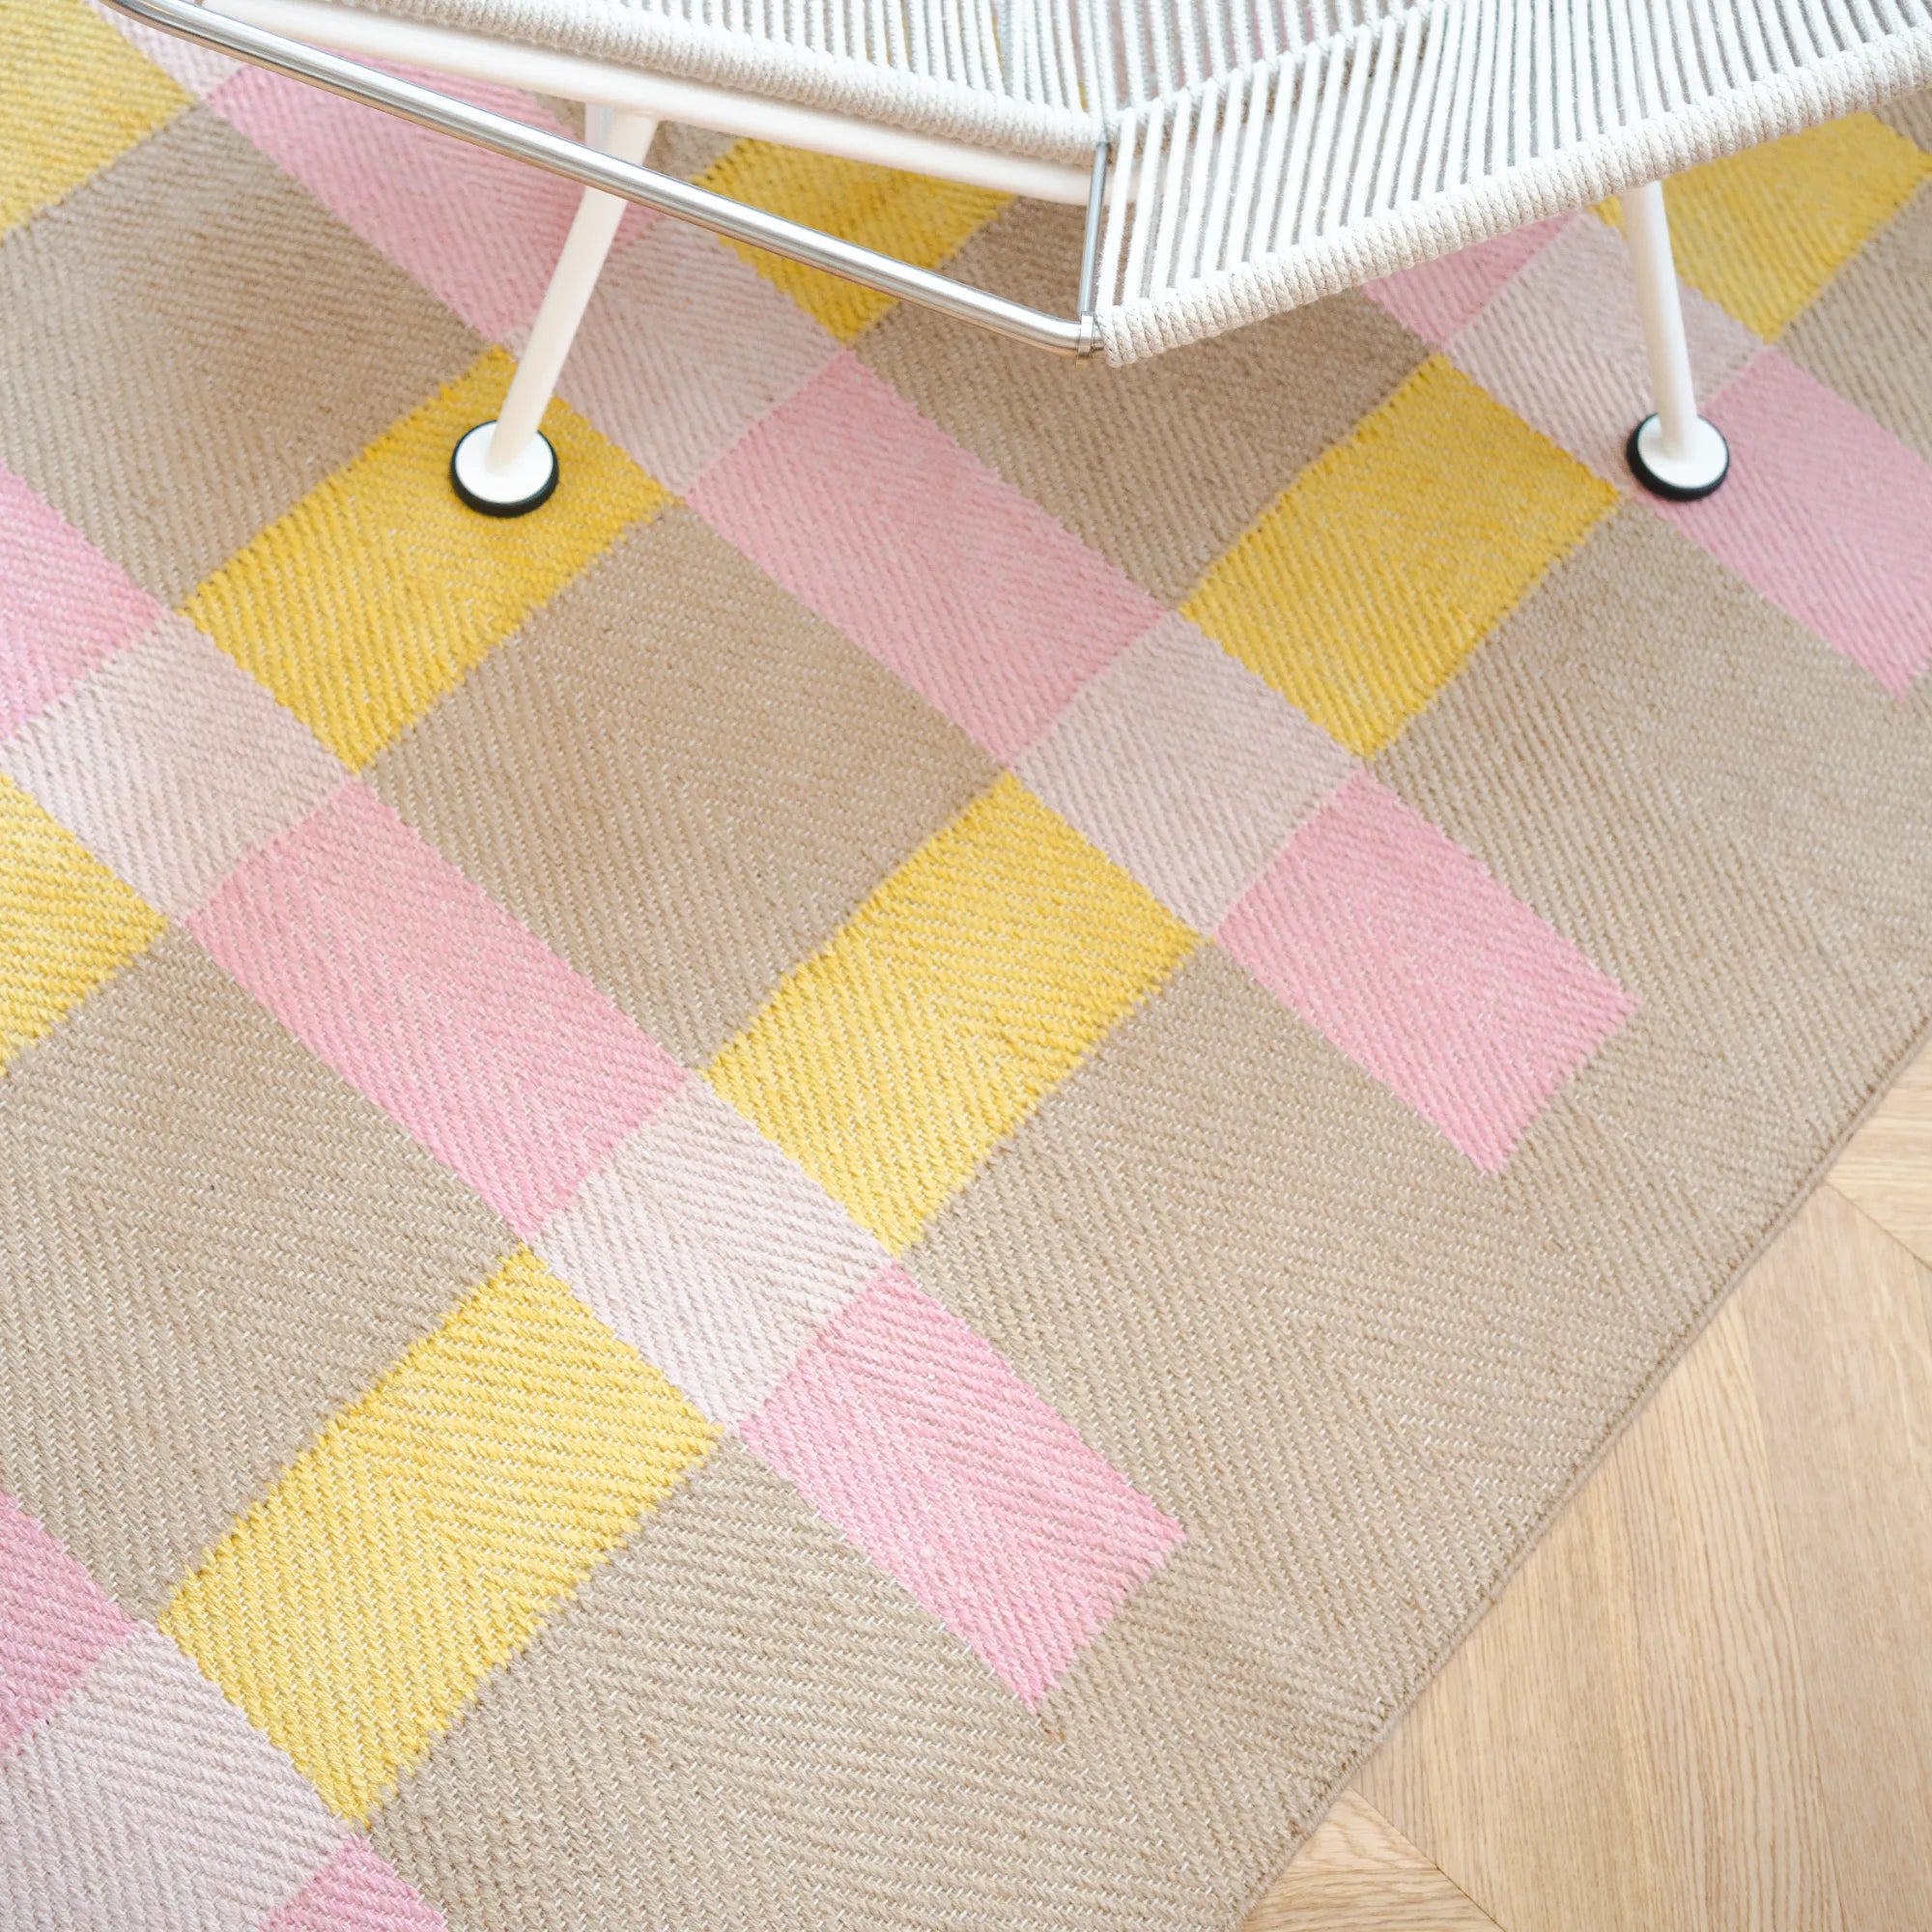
[104,0,1923,511]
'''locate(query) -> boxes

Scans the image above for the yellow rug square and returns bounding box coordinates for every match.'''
[1601,115,1932,339]
[708,774,1196,1249]
[0,0,188,241]
[160,1247,718,1821]
[1184,355,1616,757]
[183,350,666,768]
[0,773,165,1070]
[697,139,1009,341]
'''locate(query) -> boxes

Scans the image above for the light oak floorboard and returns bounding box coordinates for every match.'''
[1244,1790,1500,1931]
[1831,1045,1932,1270]
[1349,1288,1840,1932]
[1742,1183,1932,1932]
[1247,1039,1932,1932]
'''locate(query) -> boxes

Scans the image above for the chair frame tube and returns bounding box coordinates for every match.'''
[206,0,1102,203]
[102,0,1729,502]
[101,0,1105,355]
[1620,175,1731,498]
[486,103,658,473]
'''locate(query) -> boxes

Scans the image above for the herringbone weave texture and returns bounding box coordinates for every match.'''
[5,8,1932,1923]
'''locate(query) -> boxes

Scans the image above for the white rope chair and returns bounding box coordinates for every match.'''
[113,0,1932,511]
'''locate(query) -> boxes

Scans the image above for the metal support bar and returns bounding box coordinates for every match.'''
[1623,179,1701,460]
[101,0,1102,355]
[1620,176,1730,498]
[208,0,1098,204]
[487,104,658,471]
[1076,138,1109,321]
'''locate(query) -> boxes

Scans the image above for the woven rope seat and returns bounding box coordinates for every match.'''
[342,0,1932,359]
[115,0,1932,500]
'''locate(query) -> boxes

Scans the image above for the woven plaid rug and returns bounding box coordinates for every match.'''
[6,5,1932,1921]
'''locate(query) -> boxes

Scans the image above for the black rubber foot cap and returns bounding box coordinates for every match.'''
[450,424,558,517]
[1626,417,1729,502]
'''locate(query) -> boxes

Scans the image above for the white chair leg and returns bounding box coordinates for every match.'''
[451,104,659,515]
[1621,177,1729,501]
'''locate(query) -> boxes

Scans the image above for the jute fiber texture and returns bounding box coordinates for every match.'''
[6,10,1932,1924]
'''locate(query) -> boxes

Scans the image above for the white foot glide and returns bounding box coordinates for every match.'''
[1626,412,1729,501]
[450,421,558,517]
